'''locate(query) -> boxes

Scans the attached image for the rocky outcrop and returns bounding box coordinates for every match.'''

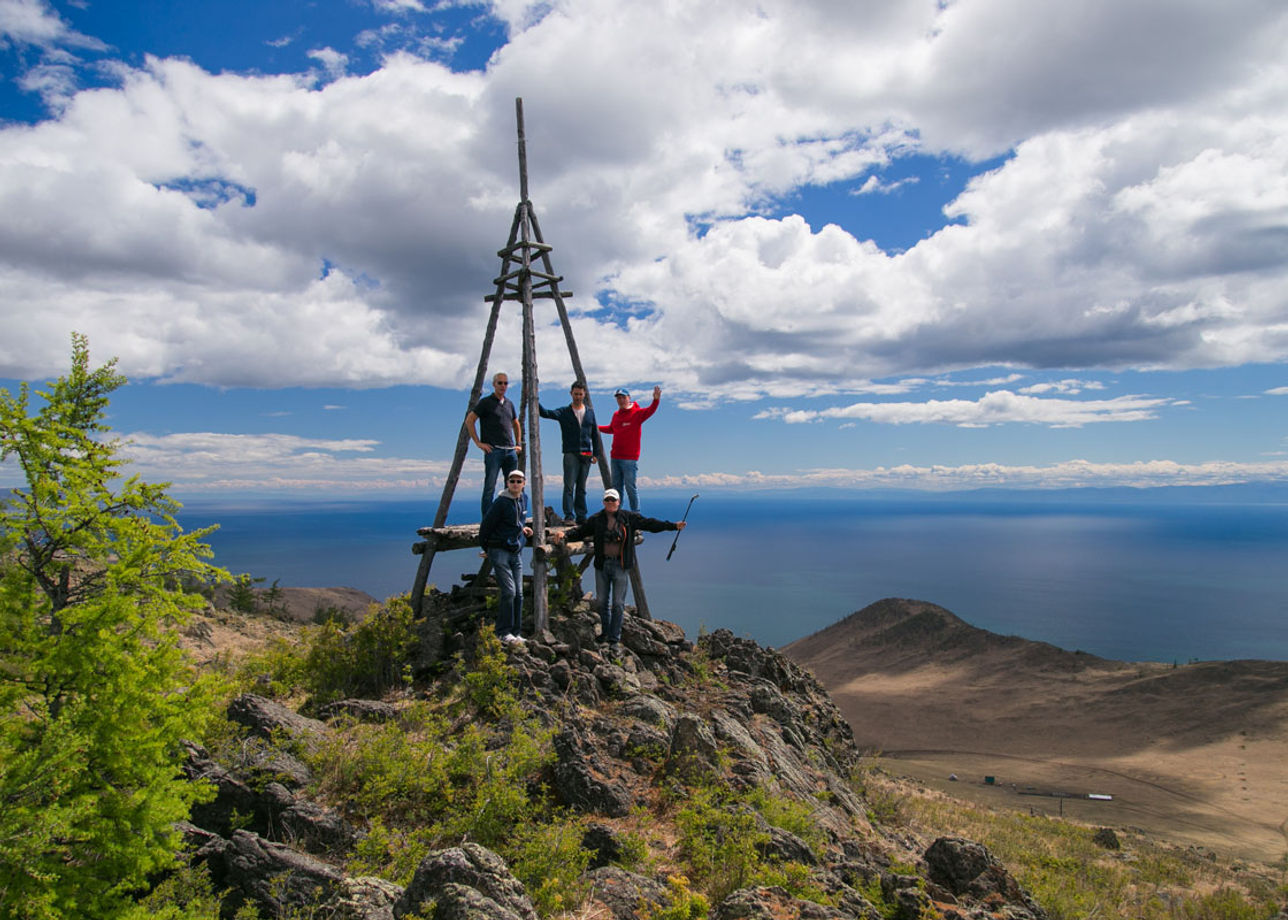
[924,837,1048,920]
[197,829,345,918]
[174,588,1049,920]
[394,844,537,920]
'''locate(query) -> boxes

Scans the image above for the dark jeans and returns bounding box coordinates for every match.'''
[611,458,639,512]
[481,447,519,519]
[562,452,593,521]
[594,559,630,642]
[487,547,523,637]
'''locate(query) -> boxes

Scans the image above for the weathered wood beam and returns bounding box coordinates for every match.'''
[485,290,573,302]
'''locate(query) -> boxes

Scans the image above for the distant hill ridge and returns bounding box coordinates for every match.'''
[784,596,1288,777]
[784,597,1114,681]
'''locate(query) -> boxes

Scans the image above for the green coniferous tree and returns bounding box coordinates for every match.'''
[0,335,225,919]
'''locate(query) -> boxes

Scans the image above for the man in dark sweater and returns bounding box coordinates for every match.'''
[538,380,600,524]
[553,488,686,648]
[478,469,533,643]
[466,371,522,519]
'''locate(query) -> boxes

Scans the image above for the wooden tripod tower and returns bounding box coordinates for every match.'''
[410,98,651,632]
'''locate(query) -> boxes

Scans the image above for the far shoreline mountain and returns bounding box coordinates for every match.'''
[784,598,1288,861]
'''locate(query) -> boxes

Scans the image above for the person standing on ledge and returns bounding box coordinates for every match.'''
[465,371,522,519]
[599,384,661,512]
[539,380,599,524]
[552,487,685,650]
[478,469,533,644]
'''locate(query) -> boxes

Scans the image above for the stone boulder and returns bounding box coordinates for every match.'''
[714,885,855,919]
[227,694,327,749]
[552,728,634,817]
[923,837,1048,920]
[586,866,671,919]
[197,829,344,918]
[394,843,536,920]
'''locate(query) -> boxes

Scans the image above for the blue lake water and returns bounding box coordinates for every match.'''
[179,494,1288,663]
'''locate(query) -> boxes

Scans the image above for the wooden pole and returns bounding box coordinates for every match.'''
[515,101,550,635]
[528,208,611,489]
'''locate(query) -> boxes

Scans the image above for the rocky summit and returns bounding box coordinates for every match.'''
[180,584,1049,920]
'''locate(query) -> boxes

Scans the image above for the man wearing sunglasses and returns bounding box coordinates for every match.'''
[466,371,523,519]
[553,488,686,649]
[478,469,534,643]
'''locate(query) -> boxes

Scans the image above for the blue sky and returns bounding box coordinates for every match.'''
[2,0,1287,499]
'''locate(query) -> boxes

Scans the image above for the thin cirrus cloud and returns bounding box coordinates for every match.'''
[755,391,1177,428]
[644,458,1288,492]
[0,0,1284,400]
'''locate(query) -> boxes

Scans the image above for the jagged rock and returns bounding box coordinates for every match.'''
[923,837,1048,919]
[757,730,818,800]
[701,629,814,694]
[881,873,933,920]
[621,617,673,658]
[622,724,670,769]
[586,866,670,920]
[595,660,642,698]
[619,694,677,730]
[197,829,344,918]
[430,883,529,920]
[243,744,314,789]
[667,712,720,777]
[750,681,801,725]
[227,694,327,749]
[710,710,769,767]
[714,885,855,919]
[581,823,629,869]
[319,699,401,723]
[182,742,353,853]
[553,728,634,816]
[757,824,817,865]
[325,876,404,920]
[182,741,271,838]
[549,658,574,690]
[394,843,536,920]
[264,782,359,853]
[1092,826,1121,850]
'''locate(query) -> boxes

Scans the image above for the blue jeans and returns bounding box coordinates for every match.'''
[594,559,630,642]
[610,458,639,512]
[487,547,523,637]
[481,447,519,519]
[562,452,593,521]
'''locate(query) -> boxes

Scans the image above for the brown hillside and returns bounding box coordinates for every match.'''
[783,598,1288,863]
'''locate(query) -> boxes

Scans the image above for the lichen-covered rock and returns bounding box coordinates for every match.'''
[586,866,670,919]
[552,728,634,817]
[325,876,403,920]
[713,885,855,919]
[197,829,344,918]
[227,693,327,749]
[319,698,401,723]
[924,837,1048,919]
[667,712,720,778]
[394,843,536,920]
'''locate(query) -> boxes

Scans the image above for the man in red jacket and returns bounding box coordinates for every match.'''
[599,384,661,512]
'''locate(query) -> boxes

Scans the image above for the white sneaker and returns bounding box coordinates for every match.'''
[502,633,525,644]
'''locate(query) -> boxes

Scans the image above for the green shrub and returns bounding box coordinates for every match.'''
[456,627,519,719]
[641,875,709,919]
[675,786,768,902]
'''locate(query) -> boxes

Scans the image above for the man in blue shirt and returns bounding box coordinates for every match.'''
[466,372,523,519]
[539,380,599,524]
